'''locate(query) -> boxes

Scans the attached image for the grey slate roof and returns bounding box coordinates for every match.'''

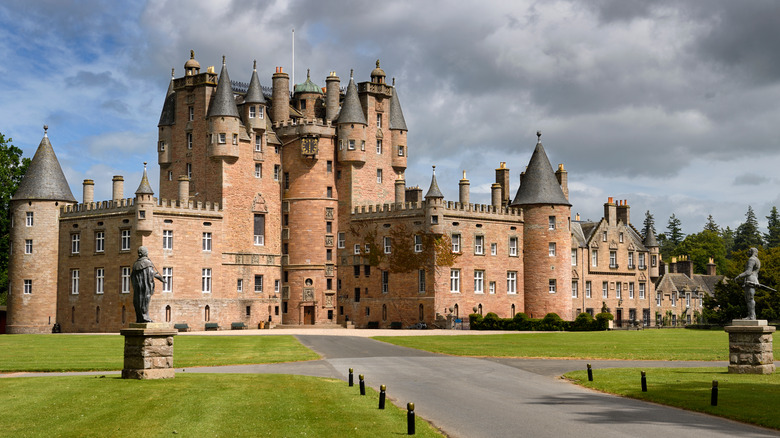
[643,225,659,247]
[389,87,407,131]
[135,164,154,195]
[13,131,76,202]
[510,139,570,207]
[571,222,587,247]
[158,71,176,127]
[207,60,240,118]
[337,77,367,125]
[424,167,444,199]
[244,62,266,104]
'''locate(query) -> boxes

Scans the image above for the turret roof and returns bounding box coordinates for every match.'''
[337,72,367,125]
[294,69,323,94]
[389,84,408,131]
[13,127,76,202]
[158,69,176,127]
[510,133,570,207]
[244,60,267,104]
[207,57,240,118]
[424,166,444,199]
[135,163,154,195]
[643,225,659,247]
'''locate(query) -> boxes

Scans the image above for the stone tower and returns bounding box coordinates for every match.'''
[7,127,77,333]
[643,223,660,280]
[510,132,572,319]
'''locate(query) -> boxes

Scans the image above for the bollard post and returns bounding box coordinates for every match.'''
[379,385,386,409]
[587,363,593,382]
[407,402,415,435]
[641,371,647,392]
[359,374,366,396]
[349,368,354,387]
[711,380,718,406]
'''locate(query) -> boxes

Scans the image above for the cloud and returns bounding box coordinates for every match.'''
[733,174,771,186]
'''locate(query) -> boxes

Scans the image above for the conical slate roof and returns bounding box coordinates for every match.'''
[135,163,154,195]
[13,128,76,202]
[158,69,176,127]
[389,86,407,131]
[337,74,366,125]
[207,57,240,118]
[510,134,570,207]
[424,167,444,199]
[244,61,266,104]
[643,225,659,248]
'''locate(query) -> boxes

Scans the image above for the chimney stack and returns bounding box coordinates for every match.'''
[495,162,510,207]
[83,179,94,204]
[555,163,568,200]
[491,183,502,208]
[178,175,190,206]
[459,170,470,205]
[604,197,617,224]
[706,257,717,276]
[395,175,406,204]
[617,199,630,225]
[112,176,124,202]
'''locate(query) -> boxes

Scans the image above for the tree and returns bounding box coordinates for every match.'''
[733,205,763,252]
[660,214,684,260]
[702,280,744,325]
[0,132,31,306]
[676,230,727,275]
[642,210,656,240]
[721,226,735,257]
[765,207,780,249]
[703,215,719,233]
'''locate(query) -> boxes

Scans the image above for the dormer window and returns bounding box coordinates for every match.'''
[249,106,256,118]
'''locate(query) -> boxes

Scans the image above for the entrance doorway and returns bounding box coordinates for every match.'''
[616,309,623,327]
[303,306,315,325]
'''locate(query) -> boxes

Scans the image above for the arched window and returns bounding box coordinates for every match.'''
[454,304,459,318]
[205,305,210,322]
[419,304,424,321]
[96,306,100,324]
[121,306,126,324]
[511,304,516,317]
[382,304,387,321]
[165,305,172,322]
[478,304,483,315]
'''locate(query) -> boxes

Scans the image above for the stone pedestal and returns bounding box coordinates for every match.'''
[724,320,775,374]
[120,323,177,379]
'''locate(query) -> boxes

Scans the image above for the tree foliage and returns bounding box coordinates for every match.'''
[660,214,684,260]
[676,230,727,275]
[703,214,719,233]
[642,210,656,240]
[765,207,780,249]
[733,205,763,252]
[0,132,31,306]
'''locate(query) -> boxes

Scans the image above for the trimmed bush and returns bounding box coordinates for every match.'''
[538,313,569,331]
[571,312,595,331]
[594,312,614,331]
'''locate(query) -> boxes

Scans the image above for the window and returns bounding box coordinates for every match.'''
[234,278,242,293]
[629,282,635,299]
[168,171,173,181]
[202,268,212,293]
[353,265,360,277]
[255,275,263,293]
[549,279,557,293]
[348,139,355,150]
[639,253,646,269]
[377,113,382,128]
[671,293,676,307]
[602,281,608,298]
[549,216,556,230]
[686,292,691,308]
[571,249,577,266]
[376,139,382,154]
[450,269,460,293]
[71,269,80,294]
[95,232,104,253]
[24,239,32,254]
[202,232,212,251]
[159,141,165,151]
[474,270,484,294]
[639,283,646,299]
[509,237,518,256]
[354,244,361,255]
[163,230,173,250]
[398,145,405,156]
[364,265,371,276]
[491,243,497,256]
[619,232,624,243]
[162,267,172,292]
[591,250,598,267]
[232,134,238,145]
[275,280,280,293]
[602,231,607,242]
[254,214,265,245]
[489,281,496,294]
[121,229,131,251]
[95,268,104,294]
[326,249,332,261]
[548,242,556,257]
[249,106,256,118]
[609,251,617,268]
[656,293,661,306]
[572,281,578,298]
[71,234,80,254]
[475,236,484,255]
[507,271,517,294]
[23,279,32,295]
[382,271,389,293]
[377,169,382,183]
[26,212,33,227]
[383,236,391,254]
[188,106,194,121]
[327,186,333,198]
[628,252,634,268]
[651,255,657,267]
[414,235,423,253]
[187,132,193,149]
[186,163,192,179]
[255,163,262,178]
[452,234,461,253]
[219,133,226,144]
[258,106,264,119]
[418,270,426,293]
[338,232,345,249]
[121,267,131,293]
[616,282,622,299]
[431,215,438,225]
[274,165,281,181]
[585,281,592,298]
[361,140,366,151]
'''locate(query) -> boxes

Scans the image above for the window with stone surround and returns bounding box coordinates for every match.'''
[121,229,131,251]
[474,270,484,294]
[24,239,32,254]
[95,231,104,253]
[348,139,355,150]
[609,251,617,268]
[186,163,192,179]
[26,211,33,227]
[491,243,497,256]
[274,165,281,181]
[258,106,264,119]
[592,249,598,267]
[121,267,131,293]
[188,106,194,121]
[202,268,212,293]
[163,230,173,250]
[187,132,193,149]
[255,135,262,152]
[255,275,263,293]
[639,253,646,269]
[162,267,172,293]
[509,237,518,256]
[377,114,382,128]
[548,242,556,257]
[549,216,556,230]
[249,106,256,118]
[237,278,243,293]
[628,252,634,268]
[629,282,635,299]
[95,268,104,294]
[71,269,80,295]
[418,270,426,293]
[489,281,496,294]
[383,236,391,254]
[232,134,238,145]
[398,145,404,156]
[23,279,31,295]
[255,163,262,178]
[451,234,461,253]
[507,271,517,294]
[474,235,484,255]
[450,269,460,293]
[585,281,592,298]
[382,271,389,293]
[71,233,80,254]
[572,281,578,298]
[548,279,557,293]
[377,169,382,183]
[219,133,226,144]
[639,282,645,299]
[616,282,622,299]
[376,139,382,154]
[602,281,608,298]
[203,232,212,251]
[338,232,345,248]
[254,214,265,246]
[414,235,423,252]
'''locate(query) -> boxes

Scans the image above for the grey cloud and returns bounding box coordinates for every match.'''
[733,174,770,186]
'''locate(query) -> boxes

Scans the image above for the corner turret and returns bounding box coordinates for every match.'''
[337,71,367,163]
[389,80,408,171]
[244,60,267,132]
[158,68,175,166]
[424,166,444,235]
[207,56,240,159]
[134,163,155,236]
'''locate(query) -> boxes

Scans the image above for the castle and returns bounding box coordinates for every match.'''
[6,52,715,333]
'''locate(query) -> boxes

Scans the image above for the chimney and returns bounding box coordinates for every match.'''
[395,175,406,204]
[325,71,340,122]
[495,162,510,207]
[83,179,94,204]
[491,183,502,208]
[706,257,717,276]
[677,255,693,278]
[604,197,617,224]
[459,170,470,205]
[112,176,124,202]
[178,175,190,206]
[271,67,290,123]
[616,199,630,225]
[555,163,568,200]
[405,186,423,203]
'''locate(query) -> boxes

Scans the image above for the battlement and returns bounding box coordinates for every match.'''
[60,197,222,218]
[350,200,522,221]
[272,118,335,129]
[155,198,222,213]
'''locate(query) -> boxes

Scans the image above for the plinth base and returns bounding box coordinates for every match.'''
[724,320,775,375]
[120,323,177,380]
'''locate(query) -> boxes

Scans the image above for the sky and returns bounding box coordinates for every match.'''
[2,0,780,236]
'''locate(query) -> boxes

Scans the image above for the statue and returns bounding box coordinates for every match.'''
[734,247,764,320]
[131,246,166,323]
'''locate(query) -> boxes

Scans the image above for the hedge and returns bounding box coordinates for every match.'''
[469,312,612,331]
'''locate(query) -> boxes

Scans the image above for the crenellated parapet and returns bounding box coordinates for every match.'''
[273,119,336,137]
[350,200,522,221]
[60,197,222,218]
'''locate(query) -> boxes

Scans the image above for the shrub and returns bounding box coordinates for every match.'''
[481,312,502,330]
[538,313,569,331]
[571,312,594,331]
[594,312,613,331]
[469,313,483,329]
[511,312,535,331]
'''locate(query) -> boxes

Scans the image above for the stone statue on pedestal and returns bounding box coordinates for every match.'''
[131,246,166,323]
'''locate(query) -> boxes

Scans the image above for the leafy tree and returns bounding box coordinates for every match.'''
[676,230,727,275]
[721,226,735,257]
[765,206,780,249]
[702,280,745,325]
[703,215,719,233]
[0,132,31,305]
[733,205,763,252]
[642,210,656,240]
[660,214,684,259]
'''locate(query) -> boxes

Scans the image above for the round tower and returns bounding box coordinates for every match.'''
[271,67,290,124]
[7,126,77,333]
[243,60,267,133]
[325,71,340,122]
[336,70,367,164]
[424,166,445,236]
[134,163,155,237]
[510,132,572,319]
[643,224,660,279]
[293,69,323,120]
[207,56,241,159]
[388,80,408,172]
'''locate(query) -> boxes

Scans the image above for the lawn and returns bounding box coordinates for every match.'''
[0,335,319,372]
[0,374,443,437]
[374,329,757,361]
[565,367,780,430]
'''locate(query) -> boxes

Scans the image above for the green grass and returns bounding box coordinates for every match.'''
[0,374,443,437]
[374,329,766,361]
[565,367,780,430]
[0,335,319,372]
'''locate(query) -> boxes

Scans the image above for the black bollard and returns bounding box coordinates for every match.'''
[641,371,647,392]
[379,385,386,409]
[711,380,718,406]
[349,368,354,387]
[359,374,366,396]
[407,402,415,435]
[587,363,593,382]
